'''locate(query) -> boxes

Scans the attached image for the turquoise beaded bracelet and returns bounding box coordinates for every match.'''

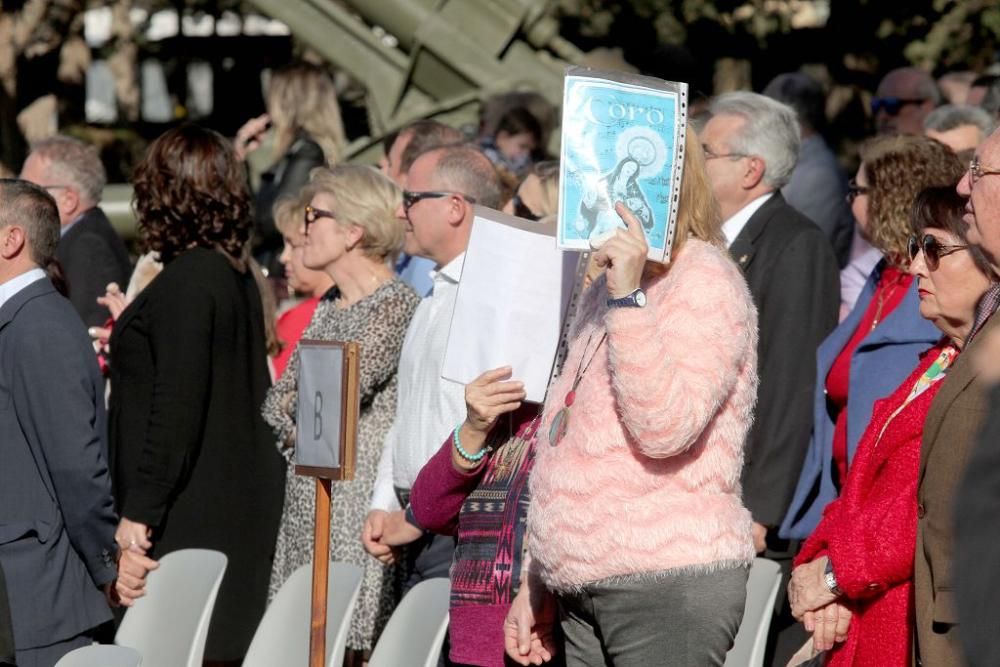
[453,422,491,462]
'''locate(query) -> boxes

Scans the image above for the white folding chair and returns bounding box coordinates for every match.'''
[55,644,142,667]
[115,548,227,667]
[243,562,363,667]
[725,557,783,667]
[368,577,450,667]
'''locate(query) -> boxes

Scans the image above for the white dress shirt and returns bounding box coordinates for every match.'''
[721,192,775,247]
[370,253,467,511]
[0,268,46,310]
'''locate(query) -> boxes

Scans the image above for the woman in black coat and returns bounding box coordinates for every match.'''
[109,124,285,662]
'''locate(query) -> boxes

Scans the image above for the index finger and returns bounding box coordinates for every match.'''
[472,366,514,386]
[614,201,645,241]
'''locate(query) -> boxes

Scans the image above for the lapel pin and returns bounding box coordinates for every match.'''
[739,254,749,265]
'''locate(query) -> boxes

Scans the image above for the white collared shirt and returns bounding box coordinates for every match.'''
[370,252,468,511]
[721,192,775,247]
[0,268,46,311]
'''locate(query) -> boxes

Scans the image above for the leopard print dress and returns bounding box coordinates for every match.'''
[262,279,420,651]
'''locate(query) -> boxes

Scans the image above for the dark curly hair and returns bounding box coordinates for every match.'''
[132,124,251,263]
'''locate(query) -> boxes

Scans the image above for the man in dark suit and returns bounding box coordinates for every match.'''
[701,92,840,664]
[0,179,119,666]
[19,136,131,327]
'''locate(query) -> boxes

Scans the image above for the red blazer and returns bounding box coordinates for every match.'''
[796,342,947,667]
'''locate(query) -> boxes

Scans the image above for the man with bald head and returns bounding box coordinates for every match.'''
[364,144,502,590]
[873,67,941,135]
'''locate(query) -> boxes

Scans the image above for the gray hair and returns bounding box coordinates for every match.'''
[29,135,106,205]
[924,104,994,135]
[429,144,503,210]
[709,92,801,189]
[0,179,60,265]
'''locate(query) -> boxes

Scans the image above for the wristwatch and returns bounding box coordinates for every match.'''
[824,559,843,596]
[607,288,647,308]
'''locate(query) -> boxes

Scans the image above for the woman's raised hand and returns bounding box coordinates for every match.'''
[591,202,649,299]
[465,367,526,434]
[234,114,271,161]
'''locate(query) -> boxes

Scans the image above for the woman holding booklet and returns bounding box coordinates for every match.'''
[379,128,759,667]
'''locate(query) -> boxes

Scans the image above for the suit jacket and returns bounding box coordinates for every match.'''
[780,262,940,539]
[0,277,118,650]
[914,313,1000,666]
[729,192,840,529]
[0,561,13,666]
[56,206,132,327]
[108,248,285,660]
[955,381,1000,667]
[781,134,855,267]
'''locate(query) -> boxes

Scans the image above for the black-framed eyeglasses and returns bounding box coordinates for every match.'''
[908,233,969,271]
[401,190,477,214]
[969,155,1000,187]
[510,193,540,221]
[304,205,336,234]
[702,143,749,161]
[870,97,926,116]
[846,178,869,204]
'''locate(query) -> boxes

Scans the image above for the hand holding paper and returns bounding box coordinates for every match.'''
[593,202,650,299]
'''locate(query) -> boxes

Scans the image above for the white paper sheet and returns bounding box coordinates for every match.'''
[442,207,581,403]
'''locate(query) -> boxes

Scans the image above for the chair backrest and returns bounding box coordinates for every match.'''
[368,578,450,667]
[55,645,142,667]
[243,561,364,667]
[724,558,783,667]
[115,549,227,667]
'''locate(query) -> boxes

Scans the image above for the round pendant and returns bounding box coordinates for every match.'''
[549,407,570,447]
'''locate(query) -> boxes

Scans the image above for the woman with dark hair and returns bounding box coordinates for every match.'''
[108,124,286,664]
[780,136,964,541]
[787,185,994,665]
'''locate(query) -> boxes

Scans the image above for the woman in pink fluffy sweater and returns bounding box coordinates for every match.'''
[505,136,759,666]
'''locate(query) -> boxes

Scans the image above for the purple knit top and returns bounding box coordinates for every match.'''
[409,406,540,667]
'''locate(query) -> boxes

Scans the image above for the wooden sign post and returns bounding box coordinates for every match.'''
[294,340,360,667]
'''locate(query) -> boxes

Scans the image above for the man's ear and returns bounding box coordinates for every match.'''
[0,225,27,260]
[448,196,469,228]
[742,156,767,191]
[61,186,81,218]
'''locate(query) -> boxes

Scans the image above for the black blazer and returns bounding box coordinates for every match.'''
[108,248,285,660]
[0,560,13,666]
[729,193,840,528]
[56,206,132,327]
[0,277,118,650]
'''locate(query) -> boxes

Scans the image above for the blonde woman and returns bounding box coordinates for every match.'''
[235,61,348,273]
[506,126,760,666]
[261,165,420,659]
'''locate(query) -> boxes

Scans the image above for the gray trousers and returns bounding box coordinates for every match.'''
[14,632,93,667]
[558,566,748,667]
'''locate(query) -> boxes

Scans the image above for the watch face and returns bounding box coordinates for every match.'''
[635,290,647,307]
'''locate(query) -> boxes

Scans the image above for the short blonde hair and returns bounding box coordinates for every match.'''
[308,165,403,262]
[272,191,309,239]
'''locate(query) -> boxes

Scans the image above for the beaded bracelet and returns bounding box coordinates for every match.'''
[453,422,491,463]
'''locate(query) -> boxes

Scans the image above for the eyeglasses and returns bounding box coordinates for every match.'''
[870,97,926,116]
[702,144,749,161]
[401,190,477,214]
[510,193,540,221]
[846,178,869,204]
[968,155,1000,187]
[304,205,336,234]
[908,233,969,271]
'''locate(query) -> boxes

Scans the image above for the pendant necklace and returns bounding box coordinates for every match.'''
[549,329,608,447]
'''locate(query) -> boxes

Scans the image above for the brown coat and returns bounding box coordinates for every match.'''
[914,314,1000,666]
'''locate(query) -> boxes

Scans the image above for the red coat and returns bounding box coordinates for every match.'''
[796,343,948,667]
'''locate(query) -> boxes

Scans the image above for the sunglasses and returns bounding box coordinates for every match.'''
[870,97,926,116]
[908,234,969,271]
[511,193,540,221]
[401,190,477,214]
[846,178,869,204]
[304,205,336,234]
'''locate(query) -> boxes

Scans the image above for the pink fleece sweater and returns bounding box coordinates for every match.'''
[528,238,759,593]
